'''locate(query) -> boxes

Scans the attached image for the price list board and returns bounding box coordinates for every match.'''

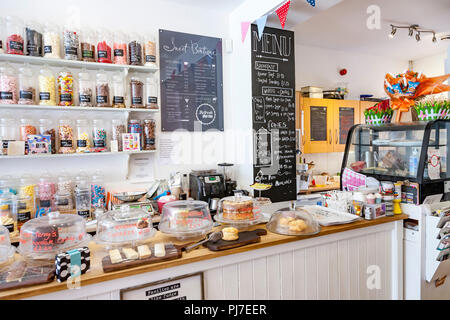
[251,25,296,202]
[159,29,224,131]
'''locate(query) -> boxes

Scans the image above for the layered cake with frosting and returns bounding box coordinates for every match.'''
[222,198,254,220]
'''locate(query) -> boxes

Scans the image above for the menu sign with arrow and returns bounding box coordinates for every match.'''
[251,25,296,202]
[159,29,224,131]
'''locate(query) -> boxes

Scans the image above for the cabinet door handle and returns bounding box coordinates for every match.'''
[329,129,332,144]
[335,129,338,144]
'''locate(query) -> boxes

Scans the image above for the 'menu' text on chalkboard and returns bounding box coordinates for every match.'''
[252,31,293,57]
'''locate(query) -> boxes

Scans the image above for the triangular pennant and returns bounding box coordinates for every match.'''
[241,21,251,42]
[256,15,268,39]
[276,0,291,29]
[307,0,316,7]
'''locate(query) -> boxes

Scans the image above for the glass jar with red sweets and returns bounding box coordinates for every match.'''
[113,32,127,65]
[5,16,24,55]
[97,29,112,63]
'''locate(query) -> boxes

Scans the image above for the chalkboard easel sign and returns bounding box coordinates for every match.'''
[159,29,224,132]
[251,25,296,202]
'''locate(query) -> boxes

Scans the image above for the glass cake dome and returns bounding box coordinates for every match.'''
[159,200,213,240]
[266,208,321,236]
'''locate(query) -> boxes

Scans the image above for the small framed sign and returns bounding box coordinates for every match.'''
[120,272,204,300]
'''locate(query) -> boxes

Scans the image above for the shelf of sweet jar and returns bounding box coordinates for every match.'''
[0,103,159,113]
[0,54,159,73]
[0,150,157,160]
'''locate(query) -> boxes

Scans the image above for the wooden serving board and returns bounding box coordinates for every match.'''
[102,244,183,273]
[0,262,55,291]
[205,229,267,251]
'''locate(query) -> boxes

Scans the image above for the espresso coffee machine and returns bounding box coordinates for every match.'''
[189,170,226,213]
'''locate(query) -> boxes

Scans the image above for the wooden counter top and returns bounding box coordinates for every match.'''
[0,214,408,300]
[298,182,340,195]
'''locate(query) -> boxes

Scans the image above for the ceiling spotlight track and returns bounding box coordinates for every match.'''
[388,24,437,43]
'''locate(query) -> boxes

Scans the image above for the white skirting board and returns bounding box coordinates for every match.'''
[26,221,402,300]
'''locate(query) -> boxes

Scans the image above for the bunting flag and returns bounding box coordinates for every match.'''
[255,15,268,39]
[241,21,251,42]
[307,0,316,6]
[276,0,291,29]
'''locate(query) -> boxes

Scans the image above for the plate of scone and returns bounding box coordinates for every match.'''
[266,209,321,236]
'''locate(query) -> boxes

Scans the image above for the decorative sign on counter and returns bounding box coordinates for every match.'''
[159,29,224,132]
[251,25,296,202]
[120,272,204,300]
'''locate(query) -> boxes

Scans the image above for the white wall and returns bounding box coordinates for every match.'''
[295,44,409,100]
[413,51,447,77]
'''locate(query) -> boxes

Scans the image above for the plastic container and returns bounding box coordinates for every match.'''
[111,118,126,152]
[92,119,107,151]
[80,28,96,62]
[266,209,321,236]
[91,171,106,208]
[145,76,158,109]
[111,73,126,108]
[0,64,18,104]
[95,71,110,107]
[0,224,16,264]
[43,23,61,59]
[128,33,143,66]
[75,119,91,153]
[25,21,43,57]
[159,200,213,240]
[95,205,155,247]
[75,181,91,219]
[97,29,112,63]
[38,118,56,154]
[38,66,56,105]
[5,16,24,55]
[17,211,91,260]
[113,32,127,65]
[57,69,74,106]
[62,26,80,61]
[144,34,157,66]
[58,118,75,154]
[0,189,17,235]
[18,66,35,105]
[142,119,156,151]
[78,71,93,107]
[382,194,394,217]
[130,75,144,108]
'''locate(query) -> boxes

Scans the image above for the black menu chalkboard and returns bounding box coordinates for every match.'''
[310,106,327,141]
[159,29,224,131]
[251,25,296,202]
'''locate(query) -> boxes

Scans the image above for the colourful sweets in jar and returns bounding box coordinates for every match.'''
[58,119,74,154]
[57,70,74,106]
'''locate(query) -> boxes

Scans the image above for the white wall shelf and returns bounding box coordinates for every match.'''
[0,104,159,113]
[0,150,156,160]
[0,54,158,73]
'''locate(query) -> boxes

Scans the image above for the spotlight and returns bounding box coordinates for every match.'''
[416,32,421,42]
[389,26,397,38]
[408,28,414,37]
[432,33,437,42]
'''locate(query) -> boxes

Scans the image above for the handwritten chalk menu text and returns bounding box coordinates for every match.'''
[159,29,224,131]
[251,25,296,202]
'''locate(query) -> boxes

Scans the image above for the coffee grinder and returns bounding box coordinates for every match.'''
[218,163,237,196]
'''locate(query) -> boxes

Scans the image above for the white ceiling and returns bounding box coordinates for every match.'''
[164,0,247,12]
[287,0,450,60]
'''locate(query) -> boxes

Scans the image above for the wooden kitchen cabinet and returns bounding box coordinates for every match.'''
[299,97,360,154]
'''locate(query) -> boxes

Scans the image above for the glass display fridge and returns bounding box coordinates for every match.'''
[341,120,450,204]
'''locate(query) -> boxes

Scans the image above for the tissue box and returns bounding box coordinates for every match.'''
[364,203,386,220]
[55,247,90,282]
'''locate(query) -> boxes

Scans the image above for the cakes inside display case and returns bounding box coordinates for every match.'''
[215,195,263,226]
[95,205,156,247]
[158,200,213,240]
[0,225,15,265]
[17,211,92,260]
[266,208,320,236]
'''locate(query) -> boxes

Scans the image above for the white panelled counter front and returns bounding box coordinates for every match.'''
[0,214,407,300]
